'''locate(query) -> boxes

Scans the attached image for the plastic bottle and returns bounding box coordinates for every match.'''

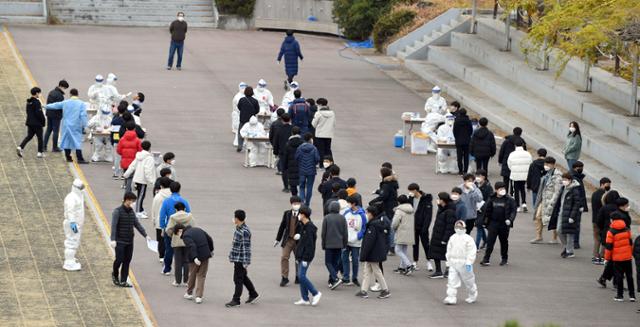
[394,130,404,148]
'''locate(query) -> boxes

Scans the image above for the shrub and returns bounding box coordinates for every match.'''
[372,7,417,51]
[333,0,390,40]
[216,0,256,18]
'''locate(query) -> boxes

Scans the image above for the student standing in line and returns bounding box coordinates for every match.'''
[293,206,322,306]
[274,196,302,287]
[178,224,213,304]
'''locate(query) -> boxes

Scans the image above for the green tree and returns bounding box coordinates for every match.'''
[333,0,392,40]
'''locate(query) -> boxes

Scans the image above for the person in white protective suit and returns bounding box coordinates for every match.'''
[421,111,445,153]
[239,116,268,167]
[424,86,447,116]
[254,79,275,115]
[63,179,86,271]
[232,82,248,147]
[435,115,458,174]
[87,74,108,113]
[444,220,478,305]
[87,103,114,162]
[104,73,130,108]
[280,81,299,109]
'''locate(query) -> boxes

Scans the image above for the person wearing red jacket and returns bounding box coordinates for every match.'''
[604,198,635,302]
[117,122,142,193]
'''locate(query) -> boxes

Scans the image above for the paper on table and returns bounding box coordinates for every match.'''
[147,238,158,253]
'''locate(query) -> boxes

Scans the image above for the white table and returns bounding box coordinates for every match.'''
[435,142,457,174]
[243,137,275,168]
[402,117,425,149]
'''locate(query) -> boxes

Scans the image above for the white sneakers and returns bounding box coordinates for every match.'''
[443,296,457,305]
[369,283,382,292]
[136,211,148,219]
[183,293,194,300]
[195,297,203,304]
[427,261,434,272]
[172,281,181,287]
[294,299,310,306]
[311,292,322,306]
[37,152,45,158]
[517,204,528,213]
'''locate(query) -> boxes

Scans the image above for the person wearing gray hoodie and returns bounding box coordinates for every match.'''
[321,201,348,289]
[311,98,335,163]
[457,174,483,235]
[166,202,196,286]
[391,195,415,275]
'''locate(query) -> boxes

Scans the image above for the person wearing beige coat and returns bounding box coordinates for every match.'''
[166,202,195,286]
[391,196,415,275]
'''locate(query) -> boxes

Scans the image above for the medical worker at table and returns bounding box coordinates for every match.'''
[240,116,268,167]
[45,88,88,164]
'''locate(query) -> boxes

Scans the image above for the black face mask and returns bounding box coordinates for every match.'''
[604,186,611,191]
[575,168,583,174]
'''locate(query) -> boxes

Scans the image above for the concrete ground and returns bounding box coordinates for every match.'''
[9,25,638,327]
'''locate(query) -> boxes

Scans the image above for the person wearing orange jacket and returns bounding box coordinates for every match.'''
[604,198,635,302]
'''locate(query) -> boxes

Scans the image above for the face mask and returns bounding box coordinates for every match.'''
[450,194,460,201]
[455,228,465,234]
[569,127,576,133]
[562,180,570,186]
[232,218,236,224]
[604,185,611,191]
[475,177,482,183]
[131,201,137,208]
[323,162,331,168]
[622,206,630,212]
[466,182,474,188]
[177,16,184,21]
[447,121,453,126]
[292,204,301,211]
[432,93,440,100]
[497,189,506,196]
[575,168,583,174]
[543,165,551,171]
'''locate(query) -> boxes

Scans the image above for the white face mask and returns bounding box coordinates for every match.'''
[292,204,301,211]
[432,93,440,100]
[170,159,176,165]
[232,218,236,224]
[177,16,184,21]
[455,228,465,234]
[497,189,506,196]
[569,127,576,133]
[323,162,331,169]
[465,181,474,188]
[131,201,137,208]
[562,180,570,186]
[543,165,551,171]
[475,177,483,184]
[450,194,460,201]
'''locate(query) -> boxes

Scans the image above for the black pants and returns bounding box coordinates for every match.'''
[574,214,581,248]
[287,75,295,83]
[315,138,332,163]
[434,259,442,274]
[174,246,190,284]
[233,262,258,302]
[484,227,510,261]
[278,158,289,189]
[156,228,165,259]
[601,260,615,281]
[502,175,512,196]
[43,117,61,150]
[613,260,635,298]
[475,157,490,172]
[237,122,246,151]
[465,219,476,235]
[513,181,526,206]
[412,229,430,262]
[135,183,147,213]
[113,242,134,283]
[289,181,298,196]
[456,144,470,174]
[20,126,44,152]
[64,149,85,161]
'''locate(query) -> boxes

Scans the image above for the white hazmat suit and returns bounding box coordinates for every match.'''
[444,222,478,305]
[63,179,85,271]
[232,82,247,147]
[87,75,109,113]
[280,81,299,109]
[254,79,275,114]
[104,73,130,107]
[87,107,114,162]
[435,115,457,174]
[240,116,268,167]
[424,86,447,116]
[421,112,445,153]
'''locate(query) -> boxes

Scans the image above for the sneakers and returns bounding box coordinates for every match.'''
[311,292,322,306]
[499,259,508,266]
[294,276,299,284]
[592,257,600,265]
[167,66,172,70]
[429,272,444,279]
[330,279,343,290]
[377,290,390,299]
[355,290,369,298]
[516,206,522,213]
[404,265,415,276]
[411,262,420,271]
[136,212,148,219]
[245,294,260,304]
[427,261,434,272]
[352,279,361,287]
[613,297,624,302]
[225,300,240,308]
[294,299,310,306]
[280,277,289,287]
[547,239,560,244]
[119,281,133,288]
[161,268,171,276]
[16,147,23,158]
[443,296,456,305]
[522,204,528,212]
[565,253,575,258]
[480,261,490,266]
[393,267,406,274]
[631,298,637,302]
[465,294,478,304]
[172,281,181,287]
[343,279,354,286]
[195,297,203,304]
[529,238,544,244]
[281,188,289,193]
[597,278,607,288]
[184,293,194,300]
[111,274,119,286]
[37,152,44,158]
[369,283,382,292]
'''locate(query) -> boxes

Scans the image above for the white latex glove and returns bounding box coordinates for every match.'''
[194,258,201,266]
[146,236,152,242]
[110,241,116,248]
[505,220,511,226]
[302,261,308,268]
[273,240,279,247]
[293,234,301,241]
[568,218,575,224]
[125,92,132,97]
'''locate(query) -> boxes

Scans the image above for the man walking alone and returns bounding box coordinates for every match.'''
[226,210,260,307]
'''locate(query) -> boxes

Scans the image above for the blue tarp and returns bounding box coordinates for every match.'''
[346,39,373,48]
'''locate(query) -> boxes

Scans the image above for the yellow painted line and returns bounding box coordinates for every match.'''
[3,24,157,327]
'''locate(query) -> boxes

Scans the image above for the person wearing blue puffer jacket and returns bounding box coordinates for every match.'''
[288,90,311,135]
[277,30,304,87]
[295,133,320,206]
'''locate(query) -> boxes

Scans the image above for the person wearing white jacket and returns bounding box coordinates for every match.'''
[63,179,85,271]
[232,82,247,146]
[123,140,156,219]
[507,139,533,212]
[391,195,416,275]
[152,177,172,262]
[444,220,478,305]
[254,79,275,114]
[311,98,335,162]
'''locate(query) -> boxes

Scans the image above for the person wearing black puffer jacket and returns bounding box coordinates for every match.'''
[480,182,517,266]
[453,108,473,174]
[526,148,547,207]
[570,161,588,249]
[596,190,621,287]
[17,87,46,158]
[294,206,322,306]
[110,192,149,288]
[282,127,303,196]
[428,193,457,279]
[548,173,582,258]
[469,117,496,172]
[356,205,391,299]
[498,127,526,195]
[44,80,68,152]
[408,183,433,271]
[295,133,320,206]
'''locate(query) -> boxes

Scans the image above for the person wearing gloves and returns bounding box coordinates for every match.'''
[17,87,46,159]
[507,139,532,212]
[87,96,114,162]
[240,116,268,167]
[391,195,415,275]
[274,196,303,287]
[563,121,582,170]
[408,183,434,272]
[151,177,172,262]
[311,98,335,161]
[167,12,187,70]
[356,205,391,299]
[226,210,260,308]
[87,74,107,113]
[341,195,367,286]
[294,206,322,306]
[277,30,304,88]
[548,173,583,258]
[232,82,247,145]
[480,182,517,266]
[422,110,446,153]
[110,192,150,287]
[436,114,457,174]
[531,156,563,244]
[104,73,130,107]
[428,193,458,279]
[236,86,260,152]
[177,224,214,304]
[160,182,191,275]
[444,220,478,305]
[424,86,447,116]
[253,79,275,115]
[281,81,299,109]
[62,179,85,271]
[321,201,348,290]
[165,202,196,287]
[457,174,484,235]
[44,89,88,163]
[123,140,156,219]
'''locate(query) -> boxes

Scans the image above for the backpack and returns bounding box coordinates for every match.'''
[291,102,309,126]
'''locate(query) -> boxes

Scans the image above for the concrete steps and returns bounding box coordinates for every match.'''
[396,16,469,60]
[405,59,640,211]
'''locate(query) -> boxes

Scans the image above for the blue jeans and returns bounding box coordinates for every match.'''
[341,246,360,281]
[532,191,538,208]
[167,40,184,68]
[299,174,315,206]
[324,248,341,283]
[475,225,486,248]
[43,116,61,150]
[163,235,173,273]
[566,158,577,170]
[298,261,318,301]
